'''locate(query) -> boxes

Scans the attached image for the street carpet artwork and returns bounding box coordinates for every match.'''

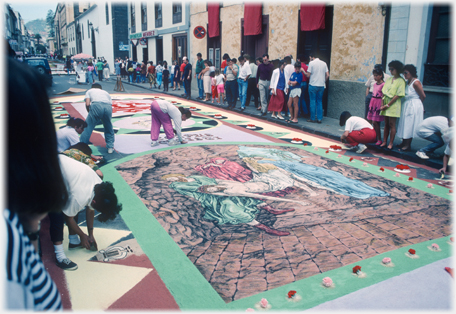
[47,92,453,311]
[116,144,451,303]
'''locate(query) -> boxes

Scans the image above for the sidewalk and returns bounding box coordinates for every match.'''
[118,78,446,170]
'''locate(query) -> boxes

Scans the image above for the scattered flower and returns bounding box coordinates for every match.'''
[432,243,439,250]
[314,147,319,150]
[349,157,354,162]
[322,277,333,288]
[247,124,255,127]
[449,190,453,194]
[427,183,434,188]
[260,298,269,308]
[379,167,385,172]
[353,265,361,274]
[382,257,391,264]
[394,173,400,177]
[408,177,413,181]
[337,154,342,158]
[246,309,255,312]
[363,162,368,167]
[292,138,302,142]
[451,237,454,242]
[408,249,416,255]
[396,164,410,170]
[303,143,308,146]
[330,145,342,150]
[288,290,297,299]
[325,150,329,153]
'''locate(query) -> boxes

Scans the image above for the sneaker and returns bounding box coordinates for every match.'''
[151,141,159,147]
[56,258,78,271]
[416,151,429,159]
[68,242,83,250]
[107,148,114,154]
[168,138,180,146]
[356,144,367,154]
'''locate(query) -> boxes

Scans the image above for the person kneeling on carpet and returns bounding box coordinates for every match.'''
[150,99,191,147]
[51,155,122,271]
[339,111,377,154]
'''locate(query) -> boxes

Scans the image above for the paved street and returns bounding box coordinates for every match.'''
[41,71,452,311]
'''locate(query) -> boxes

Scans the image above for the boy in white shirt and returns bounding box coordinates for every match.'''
[339,111,376,154]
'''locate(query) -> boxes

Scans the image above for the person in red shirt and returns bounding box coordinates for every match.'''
[147,61,156,88]
[221,53,230,71]
[297,54,310,118]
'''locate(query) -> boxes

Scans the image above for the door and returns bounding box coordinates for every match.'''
[91,28,97,58]
[207,22,222,69]
[241,15,269,59]
[156,37,163,63]
[173,34,187,65]
[143,47,148,63]
[297,5,333,116]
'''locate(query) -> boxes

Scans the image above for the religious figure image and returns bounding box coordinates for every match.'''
[237,146,390,199]
[162,174,310,236]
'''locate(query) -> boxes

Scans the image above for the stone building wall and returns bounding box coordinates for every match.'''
[267,3,299,60]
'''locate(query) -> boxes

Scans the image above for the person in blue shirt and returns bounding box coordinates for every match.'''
[286,62,303,123]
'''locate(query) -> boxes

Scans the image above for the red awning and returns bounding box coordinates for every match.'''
[300,4,325,31]
[208,3,220,38]
[244,3,262,36]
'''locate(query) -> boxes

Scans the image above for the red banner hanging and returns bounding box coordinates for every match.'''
[300,4,326,31]
[208,3,220,38]
[244,3,262,36]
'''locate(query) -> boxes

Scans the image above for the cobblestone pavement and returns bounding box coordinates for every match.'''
[116,144,451,303]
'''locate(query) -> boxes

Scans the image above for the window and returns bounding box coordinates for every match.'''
[155,3,162,28]
[87,20,90,38]
[173,3,182,24]
[131,3,136,33]
[106,3,109,25]
[141,3,147,31]
[82,24,84,40]
[423,5,451,87]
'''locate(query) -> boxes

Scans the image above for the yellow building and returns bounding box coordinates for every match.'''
[189,2,450,119]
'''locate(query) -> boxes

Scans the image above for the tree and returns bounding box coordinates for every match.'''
[35,33,42,44]
[36,44,46,54]
[46,10,55,37]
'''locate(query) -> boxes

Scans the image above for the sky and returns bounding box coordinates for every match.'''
[8,2,59,23]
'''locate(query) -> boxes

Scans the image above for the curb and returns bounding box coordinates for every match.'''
[115,80,446,170]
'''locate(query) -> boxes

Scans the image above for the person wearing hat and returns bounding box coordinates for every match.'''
[339,111,377,154]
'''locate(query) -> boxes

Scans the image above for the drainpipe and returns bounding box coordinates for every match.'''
[381,4,391,69]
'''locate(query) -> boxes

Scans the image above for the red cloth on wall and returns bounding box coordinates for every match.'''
[244,3,262,36]
[300,4,325,31]
[208,3,220,38]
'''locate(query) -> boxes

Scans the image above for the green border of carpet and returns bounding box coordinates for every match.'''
[102,142,452,310]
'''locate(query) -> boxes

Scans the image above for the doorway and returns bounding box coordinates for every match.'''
[297,5,333,116]
[142,47,148,63]
[241,16,269,59]
[156,37,163,63]
[173,34,187,65]
[207,22,222,69]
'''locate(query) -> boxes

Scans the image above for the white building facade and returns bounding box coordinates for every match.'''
[128,2,190,65]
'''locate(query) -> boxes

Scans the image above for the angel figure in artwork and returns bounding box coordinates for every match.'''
[241,157,318,197]
[194,157,253,182]
[237,146,390,199]
[162,174,309,236]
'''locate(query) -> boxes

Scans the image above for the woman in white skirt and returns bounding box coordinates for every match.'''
[200,60,212,101]
[396,64,426,151]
